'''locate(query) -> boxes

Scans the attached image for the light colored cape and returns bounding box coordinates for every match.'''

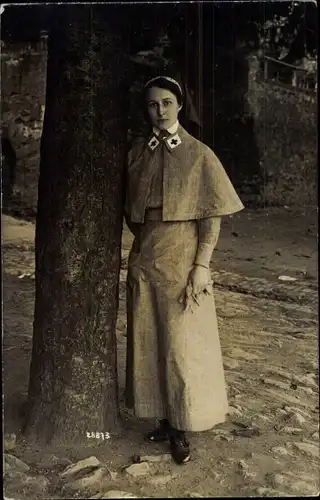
[125,124,244,223]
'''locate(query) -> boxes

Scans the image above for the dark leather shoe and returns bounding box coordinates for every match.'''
[146,419,170,442]
[170,431,191,464]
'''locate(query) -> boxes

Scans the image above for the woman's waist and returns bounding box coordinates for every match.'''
[144,207,163,221]
[133,214,197,255]
[142,209,197,234]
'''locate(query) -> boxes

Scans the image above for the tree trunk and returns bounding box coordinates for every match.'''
[23,5,131,444]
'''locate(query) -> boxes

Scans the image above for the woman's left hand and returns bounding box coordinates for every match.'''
[179,265,213,312]
[188,264,211,296]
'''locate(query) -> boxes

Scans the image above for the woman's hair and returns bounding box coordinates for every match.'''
[143,75,184,106]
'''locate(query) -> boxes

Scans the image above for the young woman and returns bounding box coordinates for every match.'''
[124,71,244,464]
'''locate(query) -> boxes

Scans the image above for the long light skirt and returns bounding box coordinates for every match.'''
[125,209,229,432]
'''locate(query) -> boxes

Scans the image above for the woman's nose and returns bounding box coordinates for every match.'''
[157,105,165,116]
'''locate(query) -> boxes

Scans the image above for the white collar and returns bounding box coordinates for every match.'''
[152,120,179,137]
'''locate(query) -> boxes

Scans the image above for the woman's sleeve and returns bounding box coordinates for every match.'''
[194,217,221,268]
[123,143,140,237]
[124,213,140,237]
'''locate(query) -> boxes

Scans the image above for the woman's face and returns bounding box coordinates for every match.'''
[146,87,182,130]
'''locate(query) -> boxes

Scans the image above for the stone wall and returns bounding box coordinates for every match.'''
[1,40,47,218]
[210,47,262,203]
[245,54,317,206]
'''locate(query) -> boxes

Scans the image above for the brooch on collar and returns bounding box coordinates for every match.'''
[147,133,182,152]
[147,136,160,151]
[167,134,182,149]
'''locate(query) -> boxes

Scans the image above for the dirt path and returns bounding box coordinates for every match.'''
[3,209,319,498]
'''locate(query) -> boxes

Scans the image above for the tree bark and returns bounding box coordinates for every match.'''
[23,5,131,444]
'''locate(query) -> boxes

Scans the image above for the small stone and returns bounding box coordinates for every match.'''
[65,466,110,492]
[4,469,28,482]
[92,491,139,499]
[268,367,293,380]
[274,339,283,348]
[290,480,319,495]
[139,454,171,463]
[219,434,234,442]
[232,426,260,437]
[238,459,249,470]
[307,361,318,371]
[266,472,287,489]
[285,470,317,483]
[60,456,100,478]
[125,462,150,477]
[223,358,239,370]
[3,469,28,500]
[292,442,319,459]
[26,475,49,493]
[262,378,290,390]
[4,434,17,452]
[210,428,233,441]
[149,474,174,486]
[278,275,297,282]
[242,470,257,480]
[277,409,287,415]
[289,412,306,426]
[229,386,241,397]
[5,471,49,495]
[211,471,221,480]
[264,388,303,406]
[299,386,314,395]
[38,454,72,469]
[293,374,318,390]
[108,470,118,481]
[237,459,254,478]
[255,414,272,423]
[283,406,310,419]
[311,431,319,440]
[279,426,303,435]
[271,446,291,457]
[238,460,254,478]
[255,486,293,497]
[228,406,243,417]
[210,429,230,436]
[227,347,260,361]
[4,454,30,473]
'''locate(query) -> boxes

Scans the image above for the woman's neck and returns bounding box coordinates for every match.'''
[152,120,179,136]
